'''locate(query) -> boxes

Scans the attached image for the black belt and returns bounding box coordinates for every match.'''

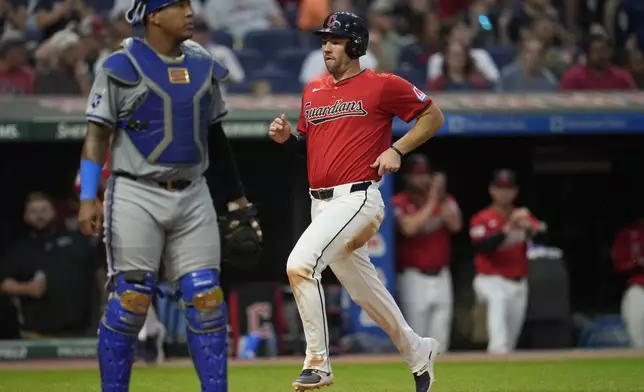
[113,171,192,191]
[310,181,372,200]
[409,267,444,277]
[481,274,526,282]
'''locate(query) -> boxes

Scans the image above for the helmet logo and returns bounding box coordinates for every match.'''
[327,14,341,28]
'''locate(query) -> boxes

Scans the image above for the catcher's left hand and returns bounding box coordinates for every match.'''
[219,203,263,269]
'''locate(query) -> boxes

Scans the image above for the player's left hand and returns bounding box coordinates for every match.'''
[370,147,401,176]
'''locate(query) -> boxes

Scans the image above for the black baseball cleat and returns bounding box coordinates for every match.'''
[292,369,334,391]
[413,338,441,392]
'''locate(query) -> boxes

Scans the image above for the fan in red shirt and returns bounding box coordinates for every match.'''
[469,169,544,354]
[611,217,644,348]
[559,33,637,91]
[0,38,36,95]
[392,154,461,352]
[267,11,445,391]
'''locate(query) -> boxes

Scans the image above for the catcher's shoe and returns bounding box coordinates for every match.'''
[413,338,441,392]
[292,369,333,391]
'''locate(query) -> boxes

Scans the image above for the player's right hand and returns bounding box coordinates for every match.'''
[268,113,292,143]
[78,199,104,237]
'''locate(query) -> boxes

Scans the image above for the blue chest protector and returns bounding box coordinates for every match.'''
[102,38,229,164]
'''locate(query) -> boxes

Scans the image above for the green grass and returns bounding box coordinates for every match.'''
[0,358,643,392]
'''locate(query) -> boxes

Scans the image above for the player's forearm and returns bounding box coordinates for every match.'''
[209,122,245,201]
[441,208,462,233]
[399,201,436,236]
[81,122,112,164]
[36,9,65,29]
[393,104,444,155]
[472,234,506,254]
[0,278,29,296]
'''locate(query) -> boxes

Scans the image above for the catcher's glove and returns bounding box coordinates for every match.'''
[219,203,263,269]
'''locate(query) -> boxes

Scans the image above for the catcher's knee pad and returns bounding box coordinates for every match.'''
[99,271,156,391]
[103,271,157,335]
[178,269,228,392]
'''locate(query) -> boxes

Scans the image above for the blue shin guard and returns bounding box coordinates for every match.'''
[99,271,156,392]
[178,269,228,392]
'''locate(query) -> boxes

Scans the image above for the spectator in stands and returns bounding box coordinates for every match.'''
[427,19,499,83]
[33,0,92,42]
[0,192,100,338]
[93,11,131,76]
[0,36,35,94]
[34,29,91,95]
[627,45,644,89]
[203,0,287,40]
[297,0,330,31]
[191,17,245,87]
[495,38,557,92]
[529,16,572,78]
[559,34,637,91]
[77,15,105,80]
[367,0,412,73]
[504,0,572,49]
[0,0,28,40]
[428,42,489,91]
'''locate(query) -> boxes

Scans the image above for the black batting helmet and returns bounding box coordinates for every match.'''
[313,11,369,59]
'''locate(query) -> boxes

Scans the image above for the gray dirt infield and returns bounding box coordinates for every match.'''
[1,349,643,371]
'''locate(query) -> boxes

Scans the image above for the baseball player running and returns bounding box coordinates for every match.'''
[268,12,445,392]
[77,0,261,391]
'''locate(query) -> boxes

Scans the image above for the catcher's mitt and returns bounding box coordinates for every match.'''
[219,203,262,269]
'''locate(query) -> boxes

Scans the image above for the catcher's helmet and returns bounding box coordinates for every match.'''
[314,12,369,59]
[125,0,184,26]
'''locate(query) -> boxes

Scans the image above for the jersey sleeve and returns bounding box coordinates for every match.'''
[85,67,118,127]
[469,213,495,243]
[379,74,433,123]
[210,81,228,124]
[296,92,308,135]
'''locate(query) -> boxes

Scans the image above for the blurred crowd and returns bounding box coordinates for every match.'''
[0,0,643,97]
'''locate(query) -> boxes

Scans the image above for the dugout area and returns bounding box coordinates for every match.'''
[0,133,642,349]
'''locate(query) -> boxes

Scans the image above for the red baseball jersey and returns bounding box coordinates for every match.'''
[393,191,460,271]
[612,222,644,287]
[469,207,541,279]
[74,151,112,200]
[296,69,432,189]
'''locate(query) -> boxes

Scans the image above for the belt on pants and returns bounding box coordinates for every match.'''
[309,181,372,200]
[408,267,444,277]
[480,273,526,282]
[113,171,193,191]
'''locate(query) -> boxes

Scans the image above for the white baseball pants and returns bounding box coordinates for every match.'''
[287,181,431,374]
[622,284,644,348]
[398,268,453,351]
[473,274,528,354]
